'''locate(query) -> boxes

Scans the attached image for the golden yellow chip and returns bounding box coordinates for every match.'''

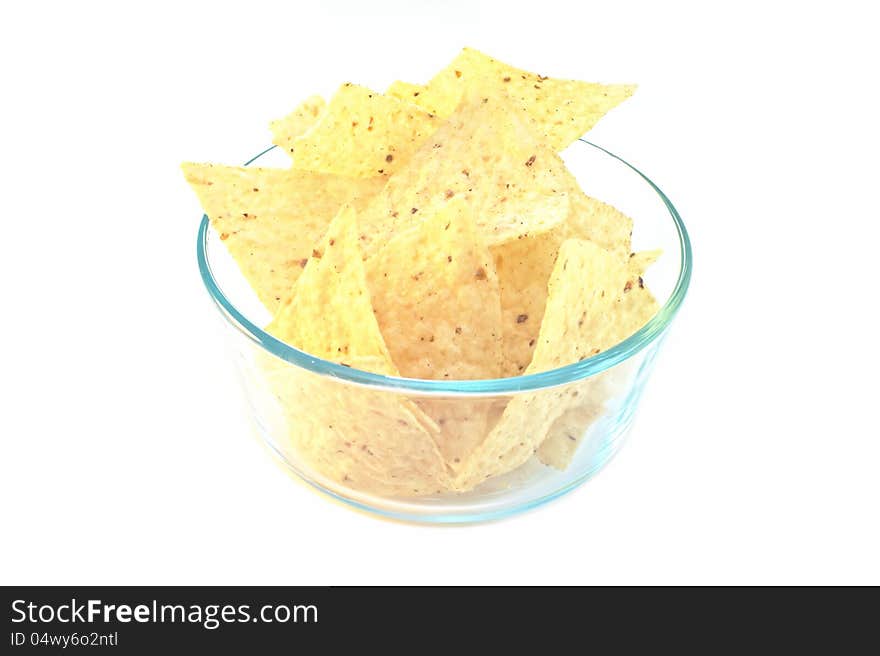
[493,192,633,375]
[613,251,662,346]
[492,227,565,376]
[288,83,440,178]
[263,358,449,496]
[182,163,385,313]
[535,401,603,470]
[534,247,661,470]
[268,205,397,374]
[566,184,634,259]
[389,48,635,150]
[365,196,505,472]
[264,205,448,495]
[386,80,427,102]
[357,89,571,260]
[415,397,506,473]
[628,248,662,274]
[454,239,658,489]
[528,239,640,370]
[366,196,503,380]
[269,94,326,156]
[452,384,576,491]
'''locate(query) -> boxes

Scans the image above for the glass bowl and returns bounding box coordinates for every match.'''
[196,139,691,523]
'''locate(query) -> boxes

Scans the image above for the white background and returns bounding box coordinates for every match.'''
[1,1,877,585]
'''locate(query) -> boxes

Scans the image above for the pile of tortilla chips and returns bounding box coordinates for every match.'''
[184,48,660,496]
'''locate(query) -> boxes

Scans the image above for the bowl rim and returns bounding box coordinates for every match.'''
[196,139,692,395]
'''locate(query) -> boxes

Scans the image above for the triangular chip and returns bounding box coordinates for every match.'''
[415,398,506,474]
[566,183,633,258]
[388,47,635,151]
[533,248,661,470]
[264,205,448,495]
[182,163,385,313]
[454,239,658,490]
[260,351,450,496]
[357,89,572,260]
[613,249,662,347]
[267,205,397,375]
[365,196,505,471]
[628,248,662,274]
[492,228,565,375]
[386,80,428,102]
[270,94,326,156]
[527,239,646,369]
[288,83,441,178]
[366,196,503,380]
[535,401,603,470]
[493,193,633,375]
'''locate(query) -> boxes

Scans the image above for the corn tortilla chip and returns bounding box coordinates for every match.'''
[492,228,564,376]
[365,196,504,471]
[357,89,571,260]
[270,94,326,156]
[267,205,397,375]
[535,249,661,470]
[386,80,427,101]
[263,358,449,496]
[628,248,662,274]
[264,205,448,495]
[452,384,575,491]
[389,48,635,151]
[182,162,385,314]
[536,400,603,470]
[566,185,633,258]
[493,193,633,375]
[289,83,440,178]
[415,397,506,473]
[528,239,644,370]
[535,356,641,471]
[454,239,658,489]
[366,196,503,380]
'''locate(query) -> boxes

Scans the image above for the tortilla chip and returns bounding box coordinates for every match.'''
[357,89,571,260]
[614,251,662,344]
[267,205,397,374]
[529,239,643,370]
[492,228,564,376]
[451,384,575,491]
[536,401,603,470]
[366,196,503,380]
[364,196,505,472]
[534,250,661,470]
[492,192,633,375]
[392,47,635,150]
[182,162,385,314]
[386,80,427,102]
[270,94,326,156]
[288,83,440,178]
[453,239,656,489]
[628,248,662,274]
[264,205,448,495]
[415,397,506,473]
[566,186,633,259]
[263,357,449,496]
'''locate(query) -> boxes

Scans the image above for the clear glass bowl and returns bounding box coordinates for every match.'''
[196,139,691,523]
